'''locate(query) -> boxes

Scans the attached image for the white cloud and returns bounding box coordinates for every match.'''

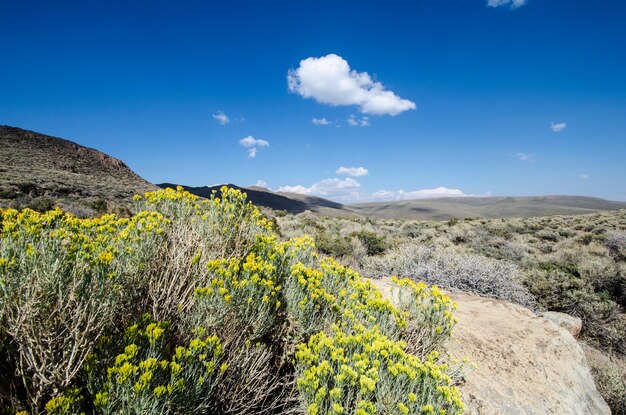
[212,111,230,125]
[372,187,468,201]
[550,122,567,132]
[239,136,269,158]
[487,0,526,9]
[580,174,589,180]
[239,136,269,148]
[312,117,332,126]
[336,166,369,177]
[255,180,268,187]
[277,178,474,203]
[347,114,370,127]
[516,152,534,162]
[288,54,416,116]
[278,178,361,201]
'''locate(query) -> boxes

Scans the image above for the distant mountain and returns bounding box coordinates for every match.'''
[156,183,355,216]
[351,195,626,220]
[3,125,625,220]
[0,126,156,213]
[159,183,626,220]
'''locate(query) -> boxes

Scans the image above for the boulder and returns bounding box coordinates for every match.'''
[542,311,583,337]
[369,278,610,415]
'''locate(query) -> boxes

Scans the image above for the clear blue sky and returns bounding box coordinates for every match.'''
[2,0,625,202]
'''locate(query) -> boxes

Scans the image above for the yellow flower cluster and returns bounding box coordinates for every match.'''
[286,257,404,338]
[134,185,273,232]
[0,207,166,269]
[253,233,317,264]
[44,386,85,415]
[390,276,459,356]
[286,244,463,414]
[295,325,464,415]
[191,250,283,337]
[91,316,225,412]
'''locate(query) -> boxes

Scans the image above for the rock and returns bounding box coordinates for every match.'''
[542,311,583,337]
[368,278,611,415]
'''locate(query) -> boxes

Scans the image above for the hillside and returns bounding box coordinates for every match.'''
[351,195,626,220]
[0,126,156,214]
[165,181,626,220]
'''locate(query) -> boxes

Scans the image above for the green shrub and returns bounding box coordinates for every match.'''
[353,230,387,256]
[315,231,353,258]
[27,197,55,212]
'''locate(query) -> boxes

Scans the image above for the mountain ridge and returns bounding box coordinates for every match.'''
[160,181,626,220]
[2,125,625,220]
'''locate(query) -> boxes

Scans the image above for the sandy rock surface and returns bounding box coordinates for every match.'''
[368,278,610,415]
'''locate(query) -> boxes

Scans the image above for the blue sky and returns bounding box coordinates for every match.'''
[1,0,625,202]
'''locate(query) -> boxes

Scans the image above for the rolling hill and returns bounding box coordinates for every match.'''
[350,195,626,220]
[2,125,625,220]
[161,182,626,220]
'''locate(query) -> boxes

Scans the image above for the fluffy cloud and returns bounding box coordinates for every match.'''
[550,122,567,132]
[487,0,526,9]
[312,117,332,126]
[288,54,416,116]
[347,115,370,127]
[278,178,360,200]
[372,187,468,201]
[516,152,534,162]
[277,179,472,203]
[239,136,269,158]
[212,111,230,125]
[336,166,369,177]
[255,179,268,187]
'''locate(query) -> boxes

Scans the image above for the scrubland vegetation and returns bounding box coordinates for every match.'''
[277,209,626,413]
[0,187,465,414]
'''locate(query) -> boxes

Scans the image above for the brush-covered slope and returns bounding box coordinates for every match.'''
[0,126,156,213]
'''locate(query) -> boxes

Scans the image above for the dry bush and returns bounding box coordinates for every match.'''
[584,344,626,415]
[605,230,626,260]
[364,244,537,309]
[216,343,299,415]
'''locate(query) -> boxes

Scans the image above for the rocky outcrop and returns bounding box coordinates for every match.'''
[369,278,611,415]
[542,311,583,337]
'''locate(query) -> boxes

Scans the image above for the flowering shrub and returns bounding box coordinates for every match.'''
[188,253,282,341]
[290,263,463,415]
[85,315,225,414]
[0,187,464,414]
[0,208,166,410]
[130,186,275,323]
[390,276,459,357]
[285,258,404,340]
[135,185,272,260]
[295,324,464,415]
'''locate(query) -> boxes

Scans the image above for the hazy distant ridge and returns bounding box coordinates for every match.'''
[161,182,626,220]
